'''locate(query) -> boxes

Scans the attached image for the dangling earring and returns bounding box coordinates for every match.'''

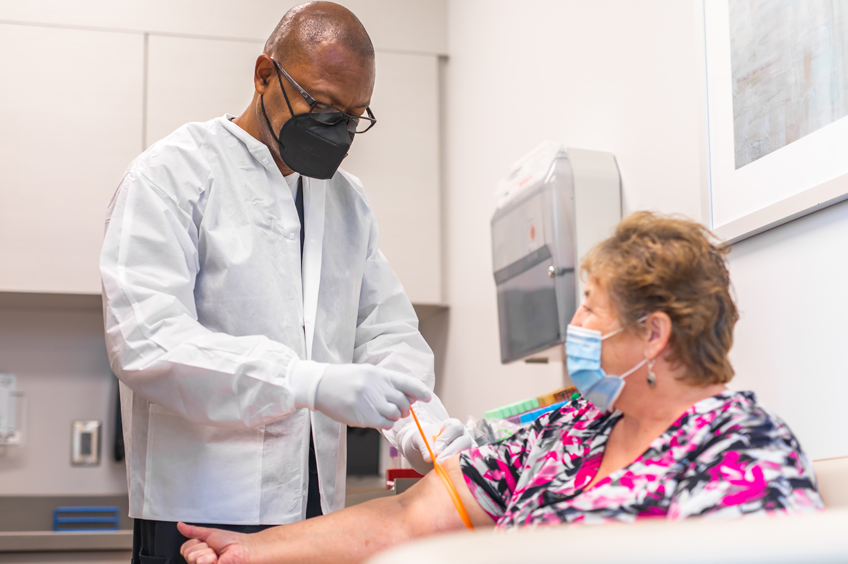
[647,358,657,389]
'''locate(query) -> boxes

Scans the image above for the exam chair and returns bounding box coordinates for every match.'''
[368,456,848,564]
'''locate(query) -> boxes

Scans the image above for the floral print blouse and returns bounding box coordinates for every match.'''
[460,390,823,528]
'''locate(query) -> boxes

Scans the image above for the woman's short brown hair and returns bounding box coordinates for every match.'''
[581,211,738,386]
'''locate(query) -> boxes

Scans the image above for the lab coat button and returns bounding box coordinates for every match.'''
[288,233,296,240]
[305,316,311,324]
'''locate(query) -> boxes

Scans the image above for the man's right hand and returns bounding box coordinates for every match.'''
[314,365,432,429]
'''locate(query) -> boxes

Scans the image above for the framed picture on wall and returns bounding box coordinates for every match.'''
[702,0,848,244]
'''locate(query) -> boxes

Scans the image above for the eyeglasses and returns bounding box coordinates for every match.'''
[271,58,377,134]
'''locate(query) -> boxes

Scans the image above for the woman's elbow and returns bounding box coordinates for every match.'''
[397,457,491,538]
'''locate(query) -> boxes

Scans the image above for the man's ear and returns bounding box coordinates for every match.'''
[644,311,672,360]
[254,54,275,94]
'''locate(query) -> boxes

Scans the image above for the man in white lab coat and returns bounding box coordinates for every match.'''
[100,2,472,561]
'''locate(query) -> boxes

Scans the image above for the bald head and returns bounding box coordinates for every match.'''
[265,2,375,67]
[239,1,375,176]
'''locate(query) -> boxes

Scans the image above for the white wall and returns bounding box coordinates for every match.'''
[0,305,126,495]
[727,200,848,460]
[440,0,703,421]
[440,0,848,461]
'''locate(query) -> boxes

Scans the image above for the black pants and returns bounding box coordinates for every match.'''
[132,519,272,564]
[133,437,323,564]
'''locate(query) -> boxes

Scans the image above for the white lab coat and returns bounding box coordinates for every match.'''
[100,116,449,525]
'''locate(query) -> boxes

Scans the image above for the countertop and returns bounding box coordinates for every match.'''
[0,530,132,553]
[0,478,394,554]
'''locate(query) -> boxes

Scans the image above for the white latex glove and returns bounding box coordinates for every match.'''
[399,418,476,474]
[314,364,432,429]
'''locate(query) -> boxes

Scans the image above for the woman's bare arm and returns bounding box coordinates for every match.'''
[180,455,495,564]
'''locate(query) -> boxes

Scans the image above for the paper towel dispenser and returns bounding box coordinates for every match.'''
[491,144,621,364]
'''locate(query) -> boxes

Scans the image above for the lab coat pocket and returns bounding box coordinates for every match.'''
[144,404,264,524]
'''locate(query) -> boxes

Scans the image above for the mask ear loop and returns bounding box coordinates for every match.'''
[619,358,648,379]
[259,95,275,139]
[259,59,297,140]
[608,316,653,380]
[600,315,650,342]
[600,326,623,341]
[271,59,297,116]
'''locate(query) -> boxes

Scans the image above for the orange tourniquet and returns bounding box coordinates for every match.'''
[409,408,475,531]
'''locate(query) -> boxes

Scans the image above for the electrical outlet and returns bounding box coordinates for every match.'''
[71,420,101,466]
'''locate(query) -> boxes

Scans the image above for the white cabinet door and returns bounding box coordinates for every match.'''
[0,24,144,294]
[146,35,262,147]
[343,52,443,304]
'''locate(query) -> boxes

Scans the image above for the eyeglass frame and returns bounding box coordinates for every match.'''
[270,57,377,134]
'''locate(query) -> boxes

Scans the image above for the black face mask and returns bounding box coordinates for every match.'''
[261,68,354,180]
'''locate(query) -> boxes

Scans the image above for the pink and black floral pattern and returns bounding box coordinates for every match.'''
[460,391,822,528]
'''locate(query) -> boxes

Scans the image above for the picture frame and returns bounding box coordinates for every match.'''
[699,0,848,244]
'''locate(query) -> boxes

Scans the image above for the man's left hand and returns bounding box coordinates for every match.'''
[400,418,476,474]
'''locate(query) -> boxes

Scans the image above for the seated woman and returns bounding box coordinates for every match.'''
[180,212,822,564]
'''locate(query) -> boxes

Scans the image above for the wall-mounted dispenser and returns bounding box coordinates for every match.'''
[0,373,25,447]
[491,143,621,364]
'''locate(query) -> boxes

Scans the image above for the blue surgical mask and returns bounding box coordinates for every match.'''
[565,321,647,413]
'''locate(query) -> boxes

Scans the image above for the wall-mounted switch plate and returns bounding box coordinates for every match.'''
[71,420,101,466]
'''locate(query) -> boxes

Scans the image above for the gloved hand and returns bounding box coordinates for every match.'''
[399,418,476,474]
[314,364,432,429]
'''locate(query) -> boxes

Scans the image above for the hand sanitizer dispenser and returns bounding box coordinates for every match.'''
[491,143,621,363]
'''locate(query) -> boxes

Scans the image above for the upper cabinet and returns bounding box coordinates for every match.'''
[145,36,261,148]
[0,2,445,305]
[0,24,144,294]
[146,39,444,304]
